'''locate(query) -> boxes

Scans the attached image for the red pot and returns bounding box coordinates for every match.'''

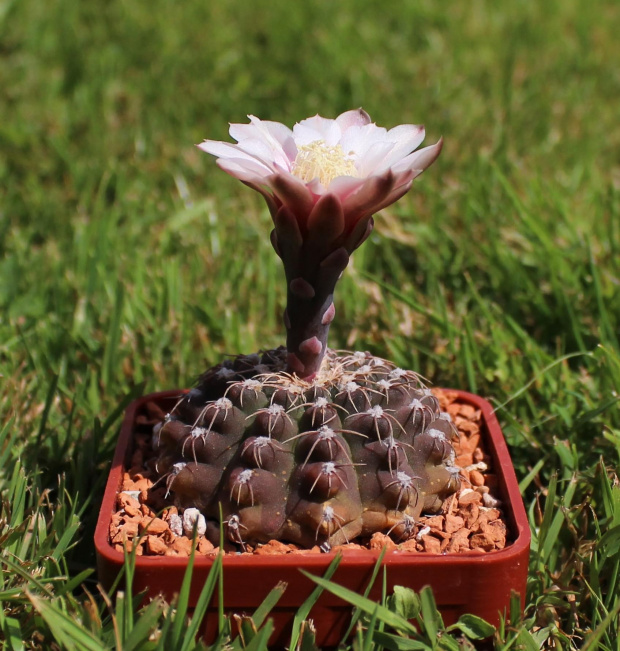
[95,389,530,647]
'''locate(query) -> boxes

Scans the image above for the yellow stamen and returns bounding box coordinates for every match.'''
[292,140,357,186]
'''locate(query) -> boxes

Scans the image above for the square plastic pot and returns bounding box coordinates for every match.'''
[95,389,530,648]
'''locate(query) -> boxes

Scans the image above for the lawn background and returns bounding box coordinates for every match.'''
[1,0,619,648]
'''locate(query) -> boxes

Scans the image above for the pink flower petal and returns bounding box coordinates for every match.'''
[336,108,372,131]
[306,193,345,245]
[198,140,276,173]
[327,176,368,201]
[267,173,315,227]
[369,181,414,214]
[342,171,395,223]
[391,138,443,174]
[304,177,327,196]
[390,169,416,190]
[343,216,374,252]
[216,157,273,182]
[243,181,278,215]
[273,205,304,266]
[378,124,426,170]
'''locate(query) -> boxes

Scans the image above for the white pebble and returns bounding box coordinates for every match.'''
[482,493,501,508]
[465,461,488,472]
[121,490,141,501]
[415,526,431,541]
[182,508,207,537]
[169,514,183,537]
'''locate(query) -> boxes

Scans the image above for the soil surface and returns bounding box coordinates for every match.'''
[109,390,507,557]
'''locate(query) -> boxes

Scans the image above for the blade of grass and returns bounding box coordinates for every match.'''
[26,591,109,651]
[362,603,380,651]
[242,619,274,651]
[288,554,341,650]
[179,553,222,651]
[341,546,388,643]
[370,631,430,650]
[170,532,199,645]
[418,586,443,644]
[300,571,418,636]
[581,599,620,651]
[0,610,25,651]
[251,581,287,630]
[123,597,165,651]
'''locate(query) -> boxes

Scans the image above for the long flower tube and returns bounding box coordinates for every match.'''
[199,109,442,379]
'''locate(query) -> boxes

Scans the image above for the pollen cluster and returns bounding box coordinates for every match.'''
[291,140,357,187]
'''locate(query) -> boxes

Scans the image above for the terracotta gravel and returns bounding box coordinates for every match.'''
[109,390,507,557]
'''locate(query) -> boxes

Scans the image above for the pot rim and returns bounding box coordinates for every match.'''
[95,388,531,569]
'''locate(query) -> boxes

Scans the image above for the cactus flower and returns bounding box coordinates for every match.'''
[199,110,442,380]
[198,109,442,239]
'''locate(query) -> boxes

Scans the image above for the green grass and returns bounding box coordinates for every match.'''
[1,0,619,647]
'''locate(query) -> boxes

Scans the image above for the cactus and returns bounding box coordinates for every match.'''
[153,348,460,548]
[146,110,458,549]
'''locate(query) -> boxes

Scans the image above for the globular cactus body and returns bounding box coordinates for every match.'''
[152,348,460,549]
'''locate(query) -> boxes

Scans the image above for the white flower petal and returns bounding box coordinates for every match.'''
[249,116,297,164]
[340,123,388,159]
[336,108,372,131]
[291,123,324,147]
[378,124,426,170]
[235,138,282,165]
[229,118,295,169]
[355,141,395,176]
[390,138,443,174]
[198,140,271,166]
[294,115,342,146]
[229,121,262,142]
[199,111,442,234]
[216,157,272,182]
